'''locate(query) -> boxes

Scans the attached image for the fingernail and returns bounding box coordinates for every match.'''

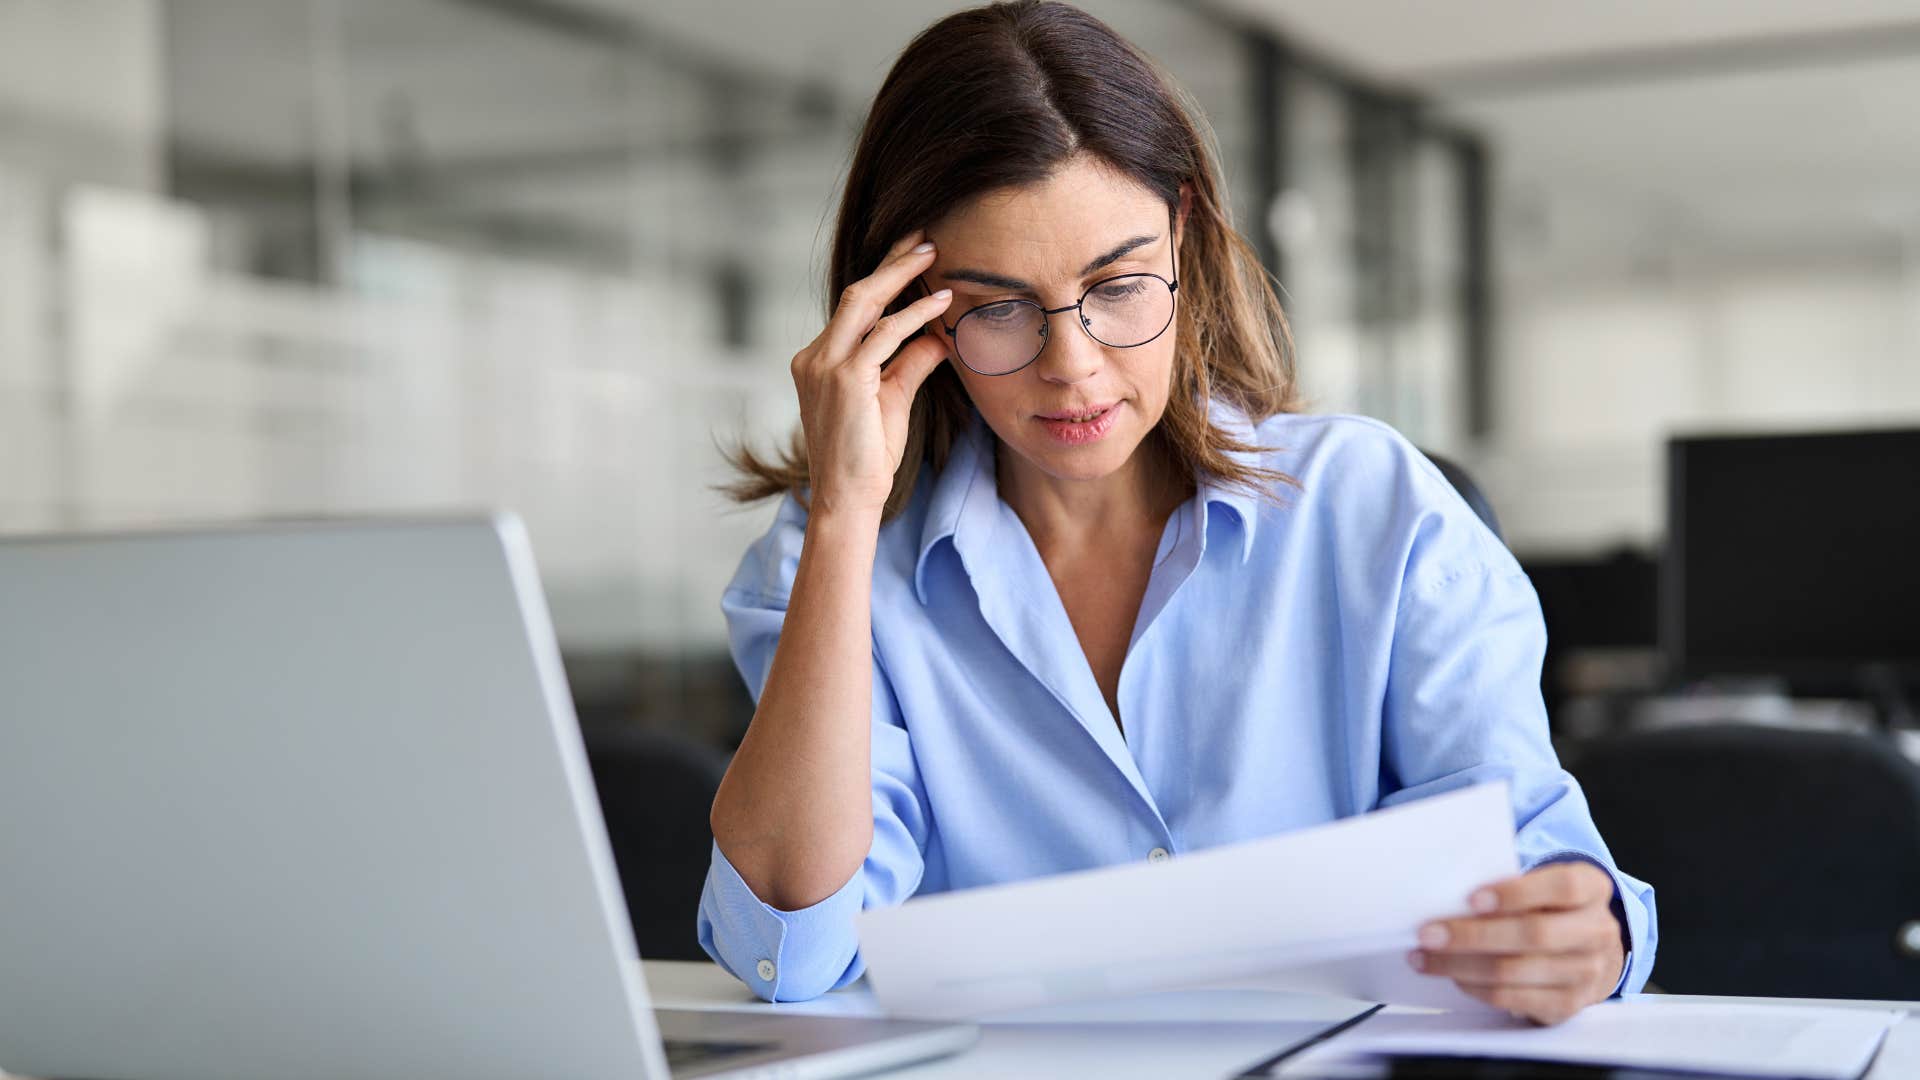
[911,241,935,254]
[931,288,951,299]
[1407,950,1426,972]
[1471,890,1498,913]
[1419,924,1449,948]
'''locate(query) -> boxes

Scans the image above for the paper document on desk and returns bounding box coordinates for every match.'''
[1275,1000,1904,1080]
[854,781,1519,1020]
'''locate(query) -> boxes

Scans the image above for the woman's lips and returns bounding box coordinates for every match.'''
[1037,401,1118,421]
[1035,401,1122,445]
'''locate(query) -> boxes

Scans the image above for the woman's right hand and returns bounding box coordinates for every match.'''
[790,229,953,519]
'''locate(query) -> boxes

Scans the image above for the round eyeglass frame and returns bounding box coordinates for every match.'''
[915,205,1179,377]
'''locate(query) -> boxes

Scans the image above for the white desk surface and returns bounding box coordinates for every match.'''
[644,959,1920,1079]
[4,961,1914,1079]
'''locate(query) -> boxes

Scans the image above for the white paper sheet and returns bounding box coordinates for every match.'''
[1280,1000,1905,1080]
[854,781,1520,1019]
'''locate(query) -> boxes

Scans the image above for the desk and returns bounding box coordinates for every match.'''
[644,960,1920,1079]
[5,963,1914,1079]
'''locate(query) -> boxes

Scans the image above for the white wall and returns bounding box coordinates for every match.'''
[0,0,164,189]
[1447,44,1920,557]
[1479,242,1920,554]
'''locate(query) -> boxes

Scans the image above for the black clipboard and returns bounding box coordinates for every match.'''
[1233,1002,1387,1077]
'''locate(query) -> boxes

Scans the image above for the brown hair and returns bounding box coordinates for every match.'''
[726,0,1300,521]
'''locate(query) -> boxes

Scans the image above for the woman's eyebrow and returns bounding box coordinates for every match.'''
[938,230,1161,291]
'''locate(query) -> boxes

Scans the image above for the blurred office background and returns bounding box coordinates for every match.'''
[4,1,1918,985]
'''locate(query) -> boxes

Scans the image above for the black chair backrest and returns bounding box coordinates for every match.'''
[583,727,731,962]
[1567,722,1920,998]
[1422,449,1504,544]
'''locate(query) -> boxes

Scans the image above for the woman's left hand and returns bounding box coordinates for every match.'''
[1409,860,1625,1025]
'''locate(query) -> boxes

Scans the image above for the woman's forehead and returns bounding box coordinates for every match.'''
[929,181,1168,287]
[941,161,1159,233]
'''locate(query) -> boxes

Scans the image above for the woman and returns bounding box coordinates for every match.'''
[699,0,1655,1024]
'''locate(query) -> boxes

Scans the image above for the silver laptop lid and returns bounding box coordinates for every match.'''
[0,515,670,1080]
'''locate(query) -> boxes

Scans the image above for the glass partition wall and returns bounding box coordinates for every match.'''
[0,0,1490,742]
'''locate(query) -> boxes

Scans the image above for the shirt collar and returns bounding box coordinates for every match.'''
[914,407,996,605]
[912,397,1265,604]
[1195,395,1266,565]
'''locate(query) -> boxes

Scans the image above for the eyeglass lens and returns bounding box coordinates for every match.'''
[954,274,1174,375]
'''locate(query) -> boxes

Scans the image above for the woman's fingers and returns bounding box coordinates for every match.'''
[820,234,940,363]
[1411,947,1614,989]
[1420,906,1611,955]
[1419,862,1618,957]
[1452,982,1589,1027]
[1408,862,1627,1027]
[878,325,952,406]
[852,286,952,370]
[1474,863,1615,915]
[1428,899,1605,949]
[783,228,949,517]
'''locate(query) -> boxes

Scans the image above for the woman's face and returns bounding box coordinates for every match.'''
[923,157,1183,487]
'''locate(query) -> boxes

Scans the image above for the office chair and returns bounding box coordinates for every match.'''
[1422,449,1504,544]
[583,726,732,961]
[1565,722,1920,998]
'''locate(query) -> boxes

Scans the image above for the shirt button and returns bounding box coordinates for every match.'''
[756,958,777,981]
[1148,847,1171,863]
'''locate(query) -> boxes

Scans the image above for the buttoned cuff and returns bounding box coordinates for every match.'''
[695,838,869,1002]
[1527,849,1644,998]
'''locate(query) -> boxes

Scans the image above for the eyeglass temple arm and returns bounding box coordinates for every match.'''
[1168,201,1178,289]
[915,273,959,335]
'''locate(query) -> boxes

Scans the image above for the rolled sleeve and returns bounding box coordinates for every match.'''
[697,836,869,1000]
[1377,474,1658,996]
[697,494,933,1002]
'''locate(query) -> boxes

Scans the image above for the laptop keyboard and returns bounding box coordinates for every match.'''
[662,1036,776,1070]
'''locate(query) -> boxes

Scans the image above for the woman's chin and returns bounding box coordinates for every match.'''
[1010,432,1144,486]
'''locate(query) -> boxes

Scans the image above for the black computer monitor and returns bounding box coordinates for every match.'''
[1663,428,1920,692]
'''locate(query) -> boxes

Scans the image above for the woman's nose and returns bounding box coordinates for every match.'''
[1035,316,1103,384]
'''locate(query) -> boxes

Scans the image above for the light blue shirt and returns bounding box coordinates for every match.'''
[697,398,1657,1003]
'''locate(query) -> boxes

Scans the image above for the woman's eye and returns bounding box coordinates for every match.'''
[976,301,1025,323]
[1096,280,1146,301]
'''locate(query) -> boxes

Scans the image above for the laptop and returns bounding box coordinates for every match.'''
[0,515,978,1080]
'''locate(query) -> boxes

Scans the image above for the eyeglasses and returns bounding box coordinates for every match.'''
[916,205,1179,377]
